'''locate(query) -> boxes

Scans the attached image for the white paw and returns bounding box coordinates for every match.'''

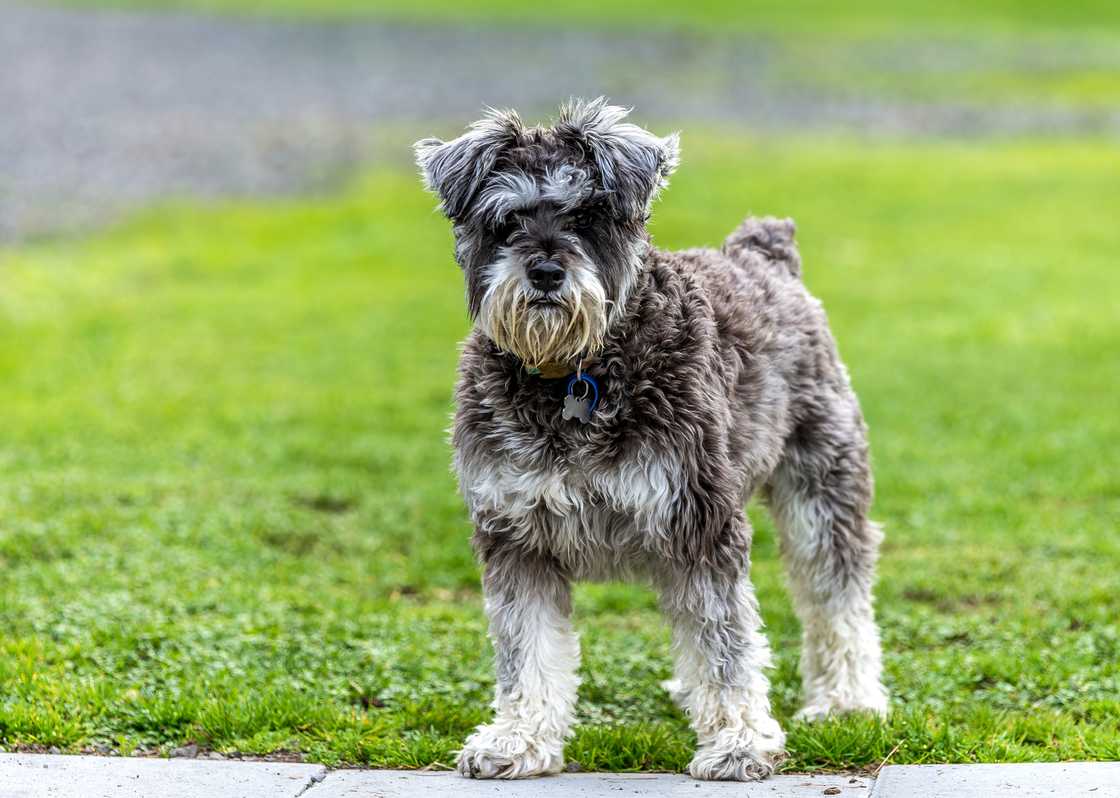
[796,686,889,722]
[689,724,786,782]
[456,724,564,779]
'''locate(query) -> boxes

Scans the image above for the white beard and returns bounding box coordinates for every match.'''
[477,250,608,368]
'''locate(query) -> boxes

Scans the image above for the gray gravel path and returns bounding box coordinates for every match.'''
[2,3,1118,241]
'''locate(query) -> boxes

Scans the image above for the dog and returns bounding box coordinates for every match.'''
[414,98,888,782]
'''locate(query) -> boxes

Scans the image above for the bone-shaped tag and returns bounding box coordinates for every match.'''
[563,394,592,424]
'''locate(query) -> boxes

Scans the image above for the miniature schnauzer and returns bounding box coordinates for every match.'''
[414,98,888,782]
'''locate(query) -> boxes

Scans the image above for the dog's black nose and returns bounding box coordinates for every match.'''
[528,260,565,293]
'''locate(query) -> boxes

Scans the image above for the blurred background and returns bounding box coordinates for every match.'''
[0,0,1117,771]
[5,0,1120,240]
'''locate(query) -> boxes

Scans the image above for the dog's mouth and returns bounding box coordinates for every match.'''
[529,296,562,308]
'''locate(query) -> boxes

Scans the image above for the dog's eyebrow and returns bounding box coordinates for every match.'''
[474,169,540,222]
[541,165,593,212]
[474,164,596,223]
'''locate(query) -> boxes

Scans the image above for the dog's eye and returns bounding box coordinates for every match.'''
[570,209,594,229]
[494,220,519,244]
[570,198,606,230]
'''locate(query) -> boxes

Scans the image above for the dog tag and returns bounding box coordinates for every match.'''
[563,393,592,424]
[563,374,599,425]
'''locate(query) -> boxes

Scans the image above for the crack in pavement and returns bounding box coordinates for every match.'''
[293,766,329,797]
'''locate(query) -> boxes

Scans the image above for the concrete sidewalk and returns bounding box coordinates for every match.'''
[0,753,327,798]
[1,754,1117,797]
[310,770,871,796]
[870,762,1120,797]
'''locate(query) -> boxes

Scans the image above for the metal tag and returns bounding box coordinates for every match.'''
[563,394,593,424]
[563,373,599,424]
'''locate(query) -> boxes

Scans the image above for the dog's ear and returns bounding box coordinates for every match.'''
[555,97,680,220]
[414,108,523,221]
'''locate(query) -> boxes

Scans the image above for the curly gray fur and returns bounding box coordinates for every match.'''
[415,99,888,782]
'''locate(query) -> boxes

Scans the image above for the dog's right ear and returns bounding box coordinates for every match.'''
[414,109,523,221]
[555,97,680,220]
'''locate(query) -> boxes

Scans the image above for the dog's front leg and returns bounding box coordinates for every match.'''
[457,543,579,779]
[657,528,786,781]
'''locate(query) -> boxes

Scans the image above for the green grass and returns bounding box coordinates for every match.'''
[55,0,1120,35]
[1,135,1118,770]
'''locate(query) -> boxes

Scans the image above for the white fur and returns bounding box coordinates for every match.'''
[475,165,594,224]
[771,490,888,719]
[460,446,788,780]
[606,238,647,328]
[475,169,540,221]
[457,591,580,778]
[457,447,683,575]
[667,580,786,781]
[541,165,593,212]
[794,604,887,720]
[476,245,608,369]
[455,448,686,777]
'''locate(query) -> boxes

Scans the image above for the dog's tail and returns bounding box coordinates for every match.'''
[722,216,801,279]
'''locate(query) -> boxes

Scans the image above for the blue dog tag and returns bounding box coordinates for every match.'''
[563,374,599,424]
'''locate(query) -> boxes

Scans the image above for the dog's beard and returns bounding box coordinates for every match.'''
[478,251,608,369]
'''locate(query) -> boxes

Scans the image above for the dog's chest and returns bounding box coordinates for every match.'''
[460,445,683,567]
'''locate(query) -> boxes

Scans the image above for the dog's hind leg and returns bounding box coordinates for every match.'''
[656,515,787,781]
[456,541,579,779]
[768,396,889,720]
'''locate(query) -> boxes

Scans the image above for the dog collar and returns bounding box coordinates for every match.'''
[525,361,575,379]
[524,354,599,380]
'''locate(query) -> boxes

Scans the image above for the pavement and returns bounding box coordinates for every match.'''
[0,754,327,798]
[871,762,1120,797]
[2,755,1118,797]
[3,2,1120,241]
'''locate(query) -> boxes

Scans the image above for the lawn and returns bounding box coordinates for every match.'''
[1,135,1118,770]
[56,0,1120,35]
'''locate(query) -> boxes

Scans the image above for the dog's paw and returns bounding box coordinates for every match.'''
[796,686,889,722]
[689,742,784,781]
[456,725,563,779]
[688,724,786,782]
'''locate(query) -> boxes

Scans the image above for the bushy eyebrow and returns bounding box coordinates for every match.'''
[541,165,594,211]
[473,169,539,222]
[473,164,596,225]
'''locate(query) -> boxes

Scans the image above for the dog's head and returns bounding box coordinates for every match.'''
[415,98,679,368]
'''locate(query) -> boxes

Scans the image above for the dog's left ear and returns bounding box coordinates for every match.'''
[555,97,680,220]
[414,108,523,221]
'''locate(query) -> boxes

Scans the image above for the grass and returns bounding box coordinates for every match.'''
[1,135,1118,770]
[55,0,1120,36]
